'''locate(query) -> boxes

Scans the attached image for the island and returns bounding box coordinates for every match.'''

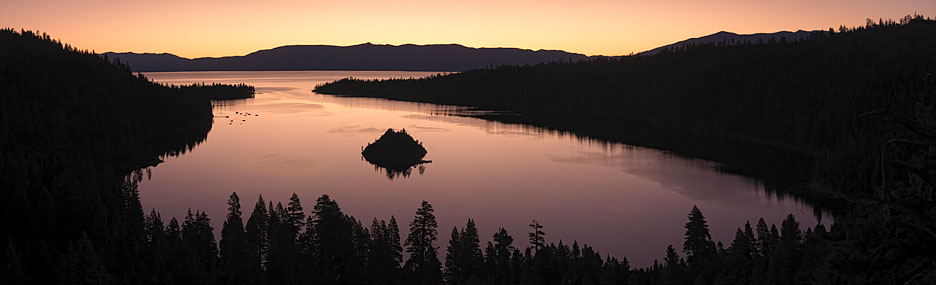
[362,128,431,178]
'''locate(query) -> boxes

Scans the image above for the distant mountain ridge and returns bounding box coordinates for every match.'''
[638,30,821,55]
[103,43,590,72]
[104,30,823,72]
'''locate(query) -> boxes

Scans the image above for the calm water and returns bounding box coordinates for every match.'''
[142,70,827,266]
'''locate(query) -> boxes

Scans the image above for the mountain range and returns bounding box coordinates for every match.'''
[104,30,819,72]
[103,43,589,72]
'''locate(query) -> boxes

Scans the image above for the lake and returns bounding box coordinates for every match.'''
[142,70,828,266]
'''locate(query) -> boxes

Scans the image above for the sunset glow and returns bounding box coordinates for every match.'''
[3,0,934,58]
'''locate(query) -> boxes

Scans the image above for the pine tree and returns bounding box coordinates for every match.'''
[443,218,485,285]
[461,219,483,281]
[286,193,305,235]
[489,228,514,284]
[528,220,545,255]
[311,194,358,284]
[266,202,297,283]
[404,201,441,285]
[768,214,802,284]
[244,195,268,283]
[143,210,171,283]
[445,227,463,283]
[661,245,683,284]
[220,192,249,284]
[683,206,715,271]
[369,218,402,284]
[182,209,218,283]
[755,218,772,255]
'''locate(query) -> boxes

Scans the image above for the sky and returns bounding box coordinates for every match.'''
[2,0,934,58]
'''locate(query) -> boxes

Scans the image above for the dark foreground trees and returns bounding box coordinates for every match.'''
[0,28,254,284]
[142,192,931,284]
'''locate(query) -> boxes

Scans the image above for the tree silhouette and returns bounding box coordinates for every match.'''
[310,194,360,284]
[368,217,403,284]
[404,201,441,285]
[528,220,545,255]
[244,195,268,283]
[220,193,249,284]
[444,218,484,284]
[683,206,716,282]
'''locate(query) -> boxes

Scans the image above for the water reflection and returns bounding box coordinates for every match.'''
[152,118,211,161]
[141,70,829,266]
[366,160,428,180]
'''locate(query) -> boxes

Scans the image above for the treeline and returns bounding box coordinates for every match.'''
[314,16,936,199]
[0,28,244,283]
[175,83,256,100]
[49,191,842,284]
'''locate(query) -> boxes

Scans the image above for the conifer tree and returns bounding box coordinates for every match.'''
[405,201,441,285]
[445,227,463,283]
[244,195,268,282]
[683,206,715,282]
[461,219,483,281]
[528,220,545,255]
[220,192,248,284]
[312,194,358,283]
[286,193,305,235]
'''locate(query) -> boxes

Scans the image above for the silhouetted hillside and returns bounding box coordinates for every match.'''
[0,28,251,283]
[315,17,936,199]
[103,43,590,72]
[638,30,818,55]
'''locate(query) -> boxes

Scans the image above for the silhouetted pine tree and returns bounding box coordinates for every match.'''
[767,214,802,284]
[220,193,249,284]
[286,193,305,236]
[485,228,515,284]
[445,227,463,284]
[529,220,545,255]
[143,210,172,283]
[181,210,218,283]
[244,195,268,284]
[445,219,484,284]
[368,217,403,284]
[683,206,715,283]
[266,202,298,283]
[659,245,685,284]
[404,201,441,285]
[311,194,360,284]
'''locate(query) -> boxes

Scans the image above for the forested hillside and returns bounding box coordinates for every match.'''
[0,28,246,283]
[315,16,936,199]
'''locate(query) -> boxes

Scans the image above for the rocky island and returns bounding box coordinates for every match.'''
[362,128,430,178]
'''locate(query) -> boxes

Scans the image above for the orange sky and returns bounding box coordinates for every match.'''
[2,0,933,58]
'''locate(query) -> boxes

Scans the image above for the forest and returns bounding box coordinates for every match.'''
[1,16,935,284]
[176,83,255,100]
[66,192,837,284]
[0,28,252,284]
[315,16,936,200]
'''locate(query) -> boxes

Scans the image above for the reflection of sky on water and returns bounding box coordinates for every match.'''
[142,70,829,267]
